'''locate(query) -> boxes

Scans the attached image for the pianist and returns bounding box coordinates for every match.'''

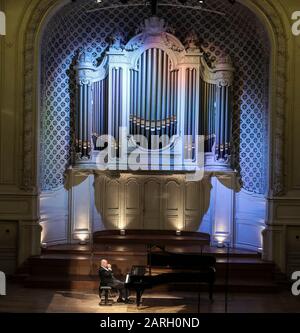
[99,259,129,303]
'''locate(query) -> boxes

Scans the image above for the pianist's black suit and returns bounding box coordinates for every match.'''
[99,267,128,300]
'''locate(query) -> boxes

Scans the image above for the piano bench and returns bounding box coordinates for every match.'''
[99,286,113,306]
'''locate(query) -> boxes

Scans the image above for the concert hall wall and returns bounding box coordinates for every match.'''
[40,0,270,194]
[1,0,300,275]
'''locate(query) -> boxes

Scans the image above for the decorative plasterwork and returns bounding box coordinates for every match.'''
[76,16,234,87]
[76,48,108,85]
[40,4,270,191]
[249,0,287,196]
[22,0,58,191]
[23,0,287,196]
[200,55,234,87]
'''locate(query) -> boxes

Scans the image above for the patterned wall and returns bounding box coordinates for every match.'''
[40,0,269,193]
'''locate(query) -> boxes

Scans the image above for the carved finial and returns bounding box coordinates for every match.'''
[110,31,125,50]
[78,46,94,65]
[185,30,200,51]
[142,16,167,36]
[216,54,232,66]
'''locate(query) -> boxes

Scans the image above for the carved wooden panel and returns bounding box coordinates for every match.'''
[143,179,161,229]
[185,182,200,210]
[106,179,119,210]
[0,221,17,274]
[71,174,91,238]
[104,179,120,229]
[164,180,182,230]
[0,221,17,249]
[93,174,105,218]
[98,174,210,231]
[185,182,202,231]
[124,179,142,229]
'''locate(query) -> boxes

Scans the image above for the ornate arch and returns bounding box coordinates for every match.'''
[21,0,69,191]
[22,0,288,196]
[240,0,288,196]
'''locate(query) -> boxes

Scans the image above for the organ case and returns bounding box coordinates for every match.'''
[75,17,234,170]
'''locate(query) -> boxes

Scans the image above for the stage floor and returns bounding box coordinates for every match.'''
[21,244,279,292]
[1,282,299,313]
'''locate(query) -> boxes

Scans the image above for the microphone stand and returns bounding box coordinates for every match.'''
[224,242,230,313]
[90,232,94,276]
[147,244,152,276]
[197,244,203,313]
[197,283,201,314]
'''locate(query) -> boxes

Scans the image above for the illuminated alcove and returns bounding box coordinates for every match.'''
[39,0,270,250]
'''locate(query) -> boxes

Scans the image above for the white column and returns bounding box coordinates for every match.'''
[235,190,266,251]
[211,175,235,246]
[69,171,93,243]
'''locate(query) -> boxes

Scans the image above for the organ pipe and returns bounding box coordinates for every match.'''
[92,78,108,141]
[76,21,234,168]
[76,81,93,159]
[184,68,198,160]
[215,85,232,160]
[129,48,178,148]
[110,67,123,156]
[200,82,217,153]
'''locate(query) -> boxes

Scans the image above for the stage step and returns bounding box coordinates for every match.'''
[37,245,263,278]
[27,256,93,276]
[26,255,274,279]
[41,244,261,258]
[19,245,278,293]
[169,279,279,293]
[23,275,279,293]
[24,275,99,290]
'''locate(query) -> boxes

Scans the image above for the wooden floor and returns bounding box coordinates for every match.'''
[1,282,299,313]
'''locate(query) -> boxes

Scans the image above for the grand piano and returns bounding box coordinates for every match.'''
[125,245,216,307]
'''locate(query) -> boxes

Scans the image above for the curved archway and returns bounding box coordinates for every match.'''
[240,0,288,197]
[21,0,289,254]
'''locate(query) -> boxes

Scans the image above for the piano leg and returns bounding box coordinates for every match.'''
[136,289,143,307]
[209,283,214,303]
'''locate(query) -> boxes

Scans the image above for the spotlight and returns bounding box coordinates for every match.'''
[215,235,227,248]
[176,230,182,236]
[78,233,89,245]
[217,241,225,248]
